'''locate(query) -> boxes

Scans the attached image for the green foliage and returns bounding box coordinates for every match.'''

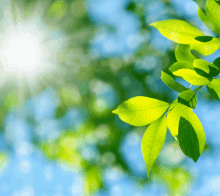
[190,37,220,55]
[169,62,194,73]
[193,0,206,12]
[197,0,220,34]
[150,19,203,44]
[113,0,220,176]
[193,59,219,77]
[178,117,200,162]
[206,79,220,100]
[178,89,197,109]
[141,116,167,177]
[173,69,212,85]
[175,44,196,63]
[161,71,187,92]
[112,96,169,126]
[213,57,220,68]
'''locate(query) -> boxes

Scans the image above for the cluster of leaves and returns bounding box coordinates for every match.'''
[113,0,220,177]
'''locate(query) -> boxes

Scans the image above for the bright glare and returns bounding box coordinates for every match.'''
[0,32,43,76]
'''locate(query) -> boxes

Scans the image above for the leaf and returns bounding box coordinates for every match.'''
[190,37,220,56]
[178,89,197,109]
[167,102,205,155]
[213,57,220,69]
[175,44,196,63]
[150,19,204,44]
[178,117,200,162]
[167,102,191,137]
[206,79,220,100]
[169,62,194,73]
[194,36,213,42]
[161,71,188,92]
[141,116,167,177]
[193,59,220,77]
[197,0,220,34]
[215,0,220,5]
[173,69,212,86]
[193,0,207,12]
[112,96,169,126]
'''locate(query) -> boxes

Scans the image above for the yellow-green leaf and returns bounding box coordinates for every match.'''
[175,44,196,63]
[197,0,220,34]
[150,19,204,44]
[112,96,169,126]
[169,62,194,73]
[161,71,188,92]
[190,37,220,55]
[206,79,220,100]
[178,89,197,109]
[141,116,167,177]
[193,59,219,77]
[167,102,205,155]
[173,69,212,85]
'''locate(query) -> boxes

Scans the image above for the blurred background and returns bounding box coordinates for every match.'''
[0,0,220,195]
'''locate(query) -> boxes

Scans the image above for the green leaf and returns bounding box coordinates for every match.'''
[193,59,220,77]
[193,0,206,12]
[141,116,167,177]
[206,79,220,100]
[197,0,220,34]
[112,96,169,126]
[178,117,200,162]
[161,71,188,92]
[175,44,196,63]
[215,0,220,5]
[167,102,191,137]
[167,102,205,155]
[150,19,204,44]
[213,57,220,69]
[190,37,220,56]
[173,69,212,85]
[178,89,197,109]
[194,36,213,42]
[169,62,194,73]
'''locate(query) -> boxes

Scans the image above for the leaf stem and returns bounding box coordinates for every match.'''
[194,86,202,91]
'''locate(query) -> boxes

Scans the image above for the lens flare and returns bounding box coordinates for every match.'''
[0,31,44,76]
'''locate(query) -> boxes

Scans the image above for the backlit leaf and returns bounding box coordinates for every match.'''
[206,79,220,100]
[197,0,220,34]
[112,96,169,126]
[190,37,220,55]
[178,117,200,162]
[178,89,197,109]
[175,44,196,63]
[173,69,212,86]
[215,0,220,5]
[167,102,205,155]
[150,19,204,44]
[141,116,167,177]
[161,71,188,92]
[193,59,219,77]
[169,62,194,73]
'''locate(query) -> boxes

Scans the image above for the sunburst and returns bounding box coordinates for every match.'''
[0,0,67,104]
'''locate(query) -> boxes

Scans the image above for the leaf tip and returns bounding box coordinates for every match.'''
[149,22,156,27]
[193,156,199,163]
[112,109,117,114]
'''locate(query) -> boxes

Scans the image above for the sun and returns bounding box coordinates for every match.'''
[0,31,44,76]
[0,0,68,101]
